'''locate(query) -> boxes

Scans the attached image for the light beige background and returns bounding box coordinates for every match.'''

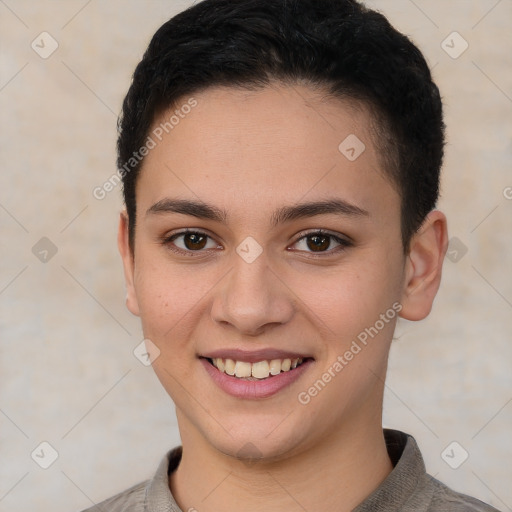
[0,1,511,511]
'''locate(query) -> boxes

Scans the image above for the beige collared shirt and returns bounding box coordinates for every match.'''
[80,429,500,511]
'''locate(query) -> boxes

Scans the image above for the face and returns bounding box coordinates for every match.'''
[119,83,412,461]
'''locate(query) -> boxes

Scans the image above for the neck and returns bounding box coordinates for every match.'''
[169,417,393,512]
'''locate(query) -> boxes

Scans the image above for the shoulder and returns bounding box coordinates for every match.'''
[425,474,502,512]
[378,429,501,512]
[77,447,182,512]
[78,479,148,512]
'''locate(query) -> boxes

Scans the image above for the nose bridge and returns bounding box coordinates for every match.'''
[211,246,294,334]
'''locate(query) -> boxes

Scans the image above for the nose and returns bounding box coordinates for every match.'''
[210,249,295,337]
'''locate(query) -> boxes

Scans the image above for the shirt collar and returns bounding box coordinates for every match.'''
[144,446,182,512]
[144,429,431,512]
[353,429,434,511]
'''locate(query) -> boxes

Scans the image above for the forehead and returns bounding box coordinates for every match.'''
[136,83,398,227]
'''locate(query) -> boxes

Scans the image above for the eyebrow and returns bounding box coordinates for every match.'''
[146,197,369,227]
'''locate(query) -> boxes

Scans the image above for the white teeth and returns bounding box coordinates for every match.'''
[251,360,270,379]
[210,357,304,379]
[269,359,282,375]
[234,361,252,378]
[224,358,235,376]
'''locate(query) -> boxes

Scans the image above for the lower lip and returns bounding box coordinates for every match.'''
[200,358,314,399]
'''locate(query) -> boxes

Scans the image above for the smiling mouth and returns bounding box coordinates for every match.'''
[204,357,312,380]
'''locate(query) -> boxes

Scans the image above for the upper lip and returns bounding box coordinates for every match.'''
[200,348,313,363]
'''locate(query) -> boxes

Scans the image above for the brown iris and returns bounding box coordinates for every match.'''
[307,234,330,252]
[183,232,208,250]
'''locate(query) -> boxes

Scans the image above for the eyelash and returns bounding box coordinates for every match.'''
[161,229,352,258]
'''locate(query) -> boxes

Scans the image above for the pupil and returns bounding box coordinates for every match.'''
[308,235,329,252]
[185,233,207,250]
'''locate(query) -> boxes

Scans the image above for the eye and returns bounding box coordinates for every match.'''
[162,229,352,258]
[163,230,221,255]
[290,230,352,256]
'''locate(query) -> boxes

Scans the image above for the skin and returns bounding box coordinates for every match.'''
[118,83,448,512]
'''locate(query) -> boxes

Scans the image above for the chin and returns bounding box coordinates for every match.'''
[199,416,313,465]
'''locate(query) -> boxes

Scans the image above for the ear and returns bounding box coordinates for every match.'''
[117,210,140,317]
[399,209,449,321]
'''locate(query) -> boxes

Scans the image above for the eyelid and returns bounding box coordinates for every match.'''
[292,228,352,245]
[289,229,353,255]
[162,229,221,257]
[165,228,214,240]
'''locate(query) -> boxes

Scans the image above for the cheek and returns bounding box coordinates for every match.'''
[133,262,201,389]
[133,256,190,338]
[293,259,401,343]
[133,254,221,349]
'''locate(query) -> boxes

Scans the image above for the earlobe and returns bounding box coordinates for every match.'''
[117,211,140,317]
[399,210,449,321]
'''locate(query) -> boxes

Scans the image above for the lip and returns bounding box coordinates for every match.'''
[200,356,314,399]
[200,348,311,363]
